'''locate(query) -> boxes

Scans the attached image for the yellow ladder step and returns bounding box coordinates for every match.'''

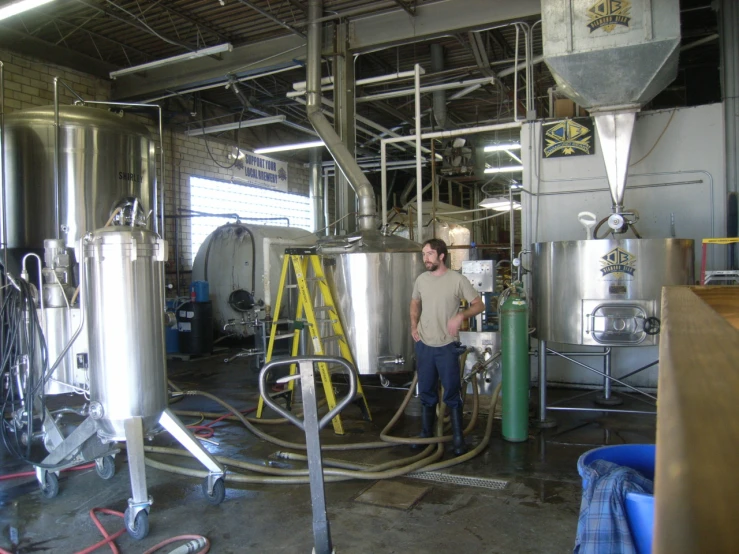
[256,250,372,434]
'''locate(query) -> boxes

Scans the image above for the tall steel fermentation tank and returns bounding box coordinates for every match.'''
[83,227,168,441]
[325,232,424,375]
[192,223,317,337]
[531,239,694,346]
[3,105,155,257]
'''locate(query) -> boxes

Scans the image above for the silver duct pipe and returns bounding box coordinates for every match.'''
[306,0,377,231]
[309,148,325,232]
[430,44,447,129]
[722,0,739,196]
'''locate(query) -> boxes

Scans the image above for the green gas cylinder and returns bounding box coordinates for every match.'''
[501,287,530,442]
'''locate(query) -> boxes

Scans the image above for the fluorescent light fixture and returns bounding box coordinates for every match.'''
[255,140,325,154]
[479,197,522,211]
[484,143,521,152]
[0,0,54,21]
[186,115,286,136]
[484,165,524,174]
[110,43,233,79]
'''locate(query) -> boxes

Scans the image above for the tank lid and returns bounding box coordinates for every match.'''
[318,230,420,253]
[5,105,151,137]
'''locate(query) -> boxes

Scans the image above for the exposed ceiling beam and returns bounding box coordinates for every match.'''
[285,0,307,13]
[233,0,306,39]
[0,24,115,79]
[112,0,541,100]
[157,1,236,44]
[390,0,416,17]
[54,17,151,60]
[73,0,198,53]
[349,0,540,52]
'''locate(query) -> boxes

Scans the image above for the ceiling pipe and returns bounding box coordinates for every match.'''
[430,43,448,129]
[306,0,377,231]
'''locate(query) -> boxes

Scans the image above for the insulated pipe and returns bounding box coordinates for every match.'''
[309,148,325,232]
[430,44,447,129]
[415,64,423,241]
[306,0,376,231]
[0,61,6,273]
[53,78,61,240]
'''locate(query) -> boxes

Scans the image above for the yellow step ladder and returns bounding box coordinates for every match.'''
[256,248,371,434]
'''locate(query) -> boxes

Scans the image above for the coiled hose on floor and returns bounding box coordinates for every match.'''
[142,373,501,483]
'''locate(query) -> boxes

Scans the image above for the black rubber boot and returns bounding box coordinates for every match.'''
[450,406,467,457]
[411,404,436,449]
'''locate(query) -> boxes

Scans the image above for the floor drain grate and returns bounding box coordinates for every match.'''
[408,472,508,490]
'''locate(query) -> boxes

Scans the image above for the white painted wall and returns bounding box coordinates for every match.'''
[520,103,726,389]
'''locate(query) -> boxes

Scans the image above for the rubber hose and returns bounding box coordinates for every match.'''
[141,385,500,483]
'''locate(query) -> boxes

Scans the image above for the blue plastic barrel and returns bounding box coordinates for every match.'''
[577,444,655,554]
[190,281,210,302]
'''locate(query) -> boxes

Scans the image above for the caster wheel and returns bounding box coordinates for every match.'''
[40,472,59,499]
[125,508,149,540]
[95,456,116,480]
[202,478,226,505]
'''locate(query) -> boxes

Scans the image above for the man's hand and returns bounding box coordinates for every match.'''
[411,327,421,342]
[446,313,464,337]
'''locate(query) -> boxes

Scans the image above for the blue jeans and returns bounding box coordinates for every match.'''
[415,341,463,409]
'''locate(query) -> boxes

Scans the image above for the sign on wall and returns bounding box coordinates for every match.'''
[542,117,596,158]
[237,151,289,192]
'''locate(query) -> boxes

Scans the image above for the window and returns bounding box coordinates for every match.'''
[189,176,313,262]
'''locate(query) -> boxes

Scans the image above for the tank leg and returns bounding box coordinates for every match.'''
[158,409,225,496]
[123,417,152,526]
[40,417,97,466]
[595,348,623,406]
[533,340,557,429]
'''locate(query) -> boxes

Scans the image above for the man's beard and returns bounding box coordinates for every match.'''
[425,262,439,272]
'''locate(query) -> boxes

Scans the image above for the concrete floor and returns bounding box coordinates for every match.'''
[1,351,656,553]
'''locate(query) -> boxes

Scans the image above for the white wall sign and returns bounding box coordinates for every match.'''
[241,151,289,191]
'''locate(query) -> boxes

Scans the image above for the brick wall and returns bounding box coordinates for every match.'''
[1,49,311,294]
[0,48,109,110]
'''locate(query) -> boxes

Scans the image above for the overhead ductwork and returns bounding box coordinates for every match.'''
[306,0,377,231]
[430,43,448,129]
[542,0,680,227]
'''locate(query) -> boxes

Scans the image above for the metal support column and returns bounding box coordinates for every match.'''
[534,340,557,428]
[309,148,325,232]
[333,22,357,234]
[595,347,622,406]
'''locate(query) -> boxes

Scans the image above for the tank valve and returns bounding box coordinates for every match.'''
[607,213,626,232]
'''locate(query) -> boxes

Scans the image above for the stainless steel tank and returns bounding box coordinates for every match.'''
[83,227,168,441]
[325,232,424,374]
[191,223,317,337]
[3,106,155,255]
[531,238,694,346]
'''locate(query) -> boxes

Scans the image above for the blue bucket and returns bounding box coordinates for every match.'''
[577,444,655,554]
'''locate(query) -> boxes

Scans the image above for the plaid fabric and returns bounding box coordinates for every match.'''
[574,459,654,554]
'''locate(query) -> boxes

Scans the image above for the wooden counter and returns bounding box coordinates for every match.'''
[655,286,739,553]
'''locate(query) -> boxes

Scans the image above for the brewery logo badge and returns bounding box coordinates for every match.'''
[587,0,632,33]
[542,118,595,158]
[600,247,637,279]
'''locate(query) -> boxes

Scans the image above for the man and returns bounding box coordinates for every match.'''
[410,238,484,456]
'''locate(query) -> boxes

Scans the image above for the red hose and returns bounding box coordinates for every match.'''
[0,462,95,482]
[74,508,126,554]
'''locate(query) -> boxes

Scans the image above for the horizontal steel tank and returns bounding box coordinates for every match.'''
[83,227,168,440]
[192,223,317,336]
[325,231,424,374]
[531,239,694,346]
[3,105,155,256]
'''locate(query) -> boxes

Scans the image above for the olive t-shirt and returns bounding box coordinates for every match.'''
[412,269,480,346]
